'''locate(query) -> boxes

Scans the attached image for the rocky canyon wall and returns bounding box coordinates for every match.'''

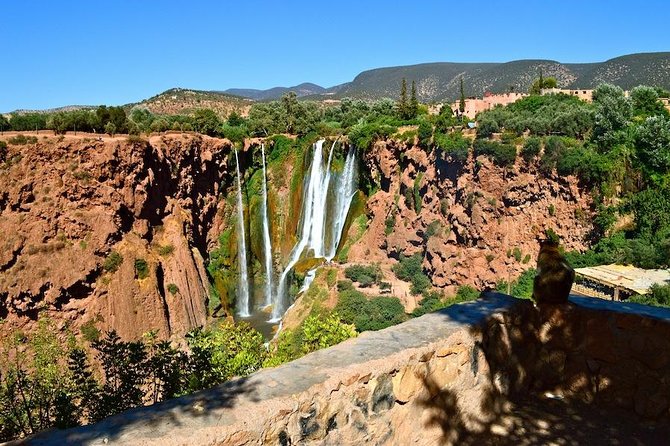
[347,139,593,292]
[0,134,234,340]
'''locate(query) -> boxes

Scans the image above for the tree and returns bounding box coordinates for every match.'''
[397,78,408,119]
[192,109,222,136]
[635,115,670,173]
[409,80,419,119]
[0,114,9,133]
[66,348,100,424]
[91,331,148,421]
[631,85,669,118]
[281,92,300,133]
[529,75,557,94]
[104,122,116,137]
[591,83,632,148]
[227,111,245,127]
[459,77,466,114]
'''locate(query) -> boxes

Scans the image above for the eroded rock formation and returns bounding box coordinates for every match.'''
[348,139,592,293]
[0,134,234,340]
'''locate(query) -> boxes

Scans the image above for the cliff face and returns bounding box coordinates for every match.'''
[0,134,595,341]
[347,140,593,293]
[0,134,234,340]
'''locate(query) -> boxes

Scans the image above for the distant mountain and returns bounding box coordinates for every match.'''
[8,52,670,115]
[333,52,670,102]
[224,82,327,101]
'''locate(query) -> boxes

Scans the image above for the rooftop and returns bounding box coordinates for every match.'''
[575,264,670,295]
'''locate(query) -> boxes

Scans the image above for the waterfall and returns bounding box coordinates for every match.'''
[270,139,357,322]
[327,147,358,261]
[260,144,274,308]
[234,149,251,317]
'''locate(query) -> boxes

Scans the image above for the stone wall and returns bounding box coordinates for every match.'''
[21,293,670,446]
[484,295,670,420]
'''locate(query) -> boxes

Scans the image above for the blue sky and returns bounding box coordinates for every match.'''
[2,0,669,111]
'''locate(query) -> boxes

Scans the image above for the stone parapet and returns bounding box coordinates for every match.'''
[20,293,670,445]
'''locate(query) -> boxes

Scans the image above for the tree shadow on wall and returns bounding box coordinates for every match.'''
[24,377,258,446]
[419,374,667,446]
[417,292,670,445]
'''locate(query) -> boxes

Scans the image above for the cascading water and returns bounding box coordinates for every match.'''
[260,144,274,308]
[234,149,251,317]
[271,139,358,322]
[327,147,358,261]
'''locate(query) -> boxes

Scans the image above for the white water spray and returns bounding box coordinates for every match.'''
[234,149,251,317]
[270,139,357,321]
[260,144,274,308]
[327,147,357,261]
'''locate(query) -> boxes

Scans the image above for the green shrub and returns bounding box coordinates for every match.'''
[335,289,369,326]
[453,285,479,303]
[158,244,175,257]
[417,120,433,149]
[496,269,536,299]
[167,283,179,295]
[629,284,670,307]
[521,136,541,162]
[134,258,149,280]
[335,290,407,332]
[0,140,7,162]
[80,320,101,342]
[344,264,382,285]
[413,172,424,213]
[384,214,396,235]
[337,280,354,292]
[476,116,500,139]
[473,139,516,167]
[392,253,431,295]
[434,130,470,163]
[7,134,37,145]
[103,251,123,273]
[348,121,396,150]
[425,220,442,239]
[411,291,447,317]
[300,313,357,353]
[513,247,522,262]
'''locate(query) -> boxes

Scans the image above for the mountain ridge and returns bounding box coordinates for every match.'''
[6,52,670,114]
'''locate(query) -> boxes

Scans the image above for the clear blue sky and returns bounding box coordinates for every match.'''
[2,0,669,111]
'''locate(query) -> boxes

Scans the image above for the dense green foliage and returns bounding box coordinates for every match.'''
[496,269,536,299]
[335,289,408,331]
[0,315,357,442]
[477,93,593,138]
[392,253,432,295]
[344,264,383,288]
[473,139,517,167]
[628,284,670,307]
[264,314,356,367]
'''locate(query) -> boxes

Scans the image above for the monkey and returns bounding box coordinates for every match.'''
[532,238,575,305]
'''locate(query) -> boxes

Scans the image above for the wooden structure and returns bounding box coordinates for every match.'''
[574,264,670,301]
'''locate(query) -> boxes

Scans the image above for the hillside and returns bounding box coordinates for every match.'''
[224,82,328,101]
[334,52,670,101]
[127,88,253,117]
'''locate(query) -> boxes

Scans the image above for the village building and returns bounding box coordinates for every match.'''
[449,91,528,119]
[540,87,594,102]
[572,264,670,301]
